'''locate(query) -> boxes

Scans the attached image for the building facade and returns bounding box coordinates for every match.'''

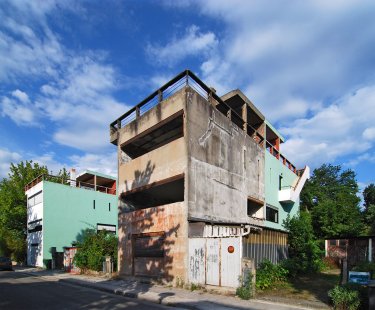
[25,170,117,268]
[110,70,309,287]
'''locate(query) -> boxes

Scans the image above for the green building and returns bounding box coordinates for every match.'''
[25,170,117,268]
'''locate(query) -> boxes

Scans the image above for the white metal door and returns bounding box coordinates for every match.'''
[206,238,220,285]
[220,237,241,287]
[188,238,206,285]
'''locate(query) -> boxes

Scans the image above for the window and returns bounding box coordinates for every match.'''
[266,205,278,223]
[28,219,42,233]
[28,191,42,207]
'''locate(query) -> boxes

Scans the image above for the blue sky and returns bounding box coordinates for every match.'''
[0,0,374,193]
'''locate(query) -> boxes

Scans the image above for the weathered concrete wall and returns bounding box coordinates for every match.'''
[186,89,265,224]
[118,137,186,195]
[117,90,185,147]
[118,201,187,283]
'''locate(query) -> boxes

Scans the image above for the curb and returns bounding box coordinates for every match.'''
[59,278,199,309]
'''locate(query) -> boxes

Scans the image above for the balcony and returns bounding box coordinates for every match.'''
[25,173,116,195]
[278,166,310,203]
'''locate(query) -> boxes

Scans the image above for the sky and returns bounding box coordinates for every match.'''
[0,0,374,192]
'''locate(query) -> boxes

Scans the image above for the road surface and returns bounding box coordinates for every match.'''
[0,270,175,310]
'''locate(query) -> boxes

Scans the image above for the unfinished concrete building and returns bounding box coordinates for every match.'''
[110,70,309,287]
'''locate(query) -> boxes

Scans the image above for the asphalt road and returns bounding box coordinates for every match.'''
[0,270,174,310]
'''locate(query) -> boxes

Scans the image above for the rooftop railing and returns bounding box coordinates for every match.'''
[24,174,116,195]
[110,69,298,175]
[110,69,264,145]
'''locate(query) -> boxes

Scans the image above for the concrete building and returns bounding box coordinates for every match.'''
[25,170,117,268]
[110,70,309,287]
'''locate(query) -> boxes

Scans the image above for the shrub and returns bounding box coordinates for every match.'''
[256,260,288,290]
[74,229,117,272]
[236,273,253,300]
[283,212,323,275]
[328,285,360,310]
[352,261,375,279]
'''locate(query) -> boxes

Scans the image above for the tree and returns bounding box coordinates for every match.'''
[283,211,322,275]
[300,164,364,239]
[363,184,375,234]
[73,229,117,272]
[0,161,48,261]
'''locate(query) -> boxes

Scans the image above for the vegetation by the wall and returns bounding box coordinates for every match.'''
[255,259,288,290]
[328,285,361,310]
[236,272,253,300]
[73,229,117,272]
[283,211,323,275]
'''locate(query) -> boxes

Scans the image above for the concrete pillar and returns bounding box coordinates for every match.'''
[94,175,97,191]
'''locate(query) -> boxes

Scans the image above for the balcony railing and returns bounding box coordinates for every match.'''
[24,174,116,195]
[110,69,264,147]
[266,141,298,175]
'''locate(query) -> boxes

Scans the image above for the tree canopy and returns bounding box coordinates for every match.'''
[363,183,375,234]
[0,160,68,261]
[300,164,365,239]
[0,161,48,260]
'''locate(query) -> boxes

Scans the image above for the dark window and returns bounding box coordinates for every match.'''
[329,240,337,246]
[109,202,111,212]
[279,175,283,190]
[266,206,278,223]
[339,240,347,247]
[93,200,95,209]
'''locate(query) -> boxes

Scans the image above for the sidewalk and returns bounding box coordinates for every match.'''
[15,267,328,310]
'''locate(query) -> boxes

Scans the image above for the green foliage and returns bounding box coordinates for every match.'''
[236,273,253,299]
[328,285,360,310]
[352,261,375,279]
[0,161,48,261]
[300,164,365,239]
[255,260,288,290]
[283,211,323,275]
[73,229,117,272]
[363,184,375,234]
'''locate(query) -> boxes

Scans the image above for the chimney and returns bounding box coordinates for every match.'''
[69,168,76,187]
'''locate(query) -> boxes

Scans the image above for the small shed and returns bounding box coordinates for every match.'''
[325,236,375,269]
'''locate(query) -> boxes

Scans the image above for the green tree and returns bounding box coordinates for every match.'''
[300,164,364,239]
[74,229,117,272]
[283,211,322,275]
[0,161,48,261]
[363,184,375,234]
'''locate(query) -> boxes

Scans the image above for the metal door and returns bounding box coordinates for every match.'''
[220,237,241,287]
[206,238,220,285]
[188,238,206,284]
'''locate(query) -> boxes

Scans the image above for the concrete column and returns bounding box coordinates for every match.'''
[94,175,97,191]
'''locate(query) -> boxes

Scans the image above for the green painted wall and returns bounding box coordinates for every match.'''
[264,152,299,231]
[42,181,117,261]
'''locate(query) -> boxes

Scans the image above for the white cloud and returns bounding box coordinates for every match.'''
[0,148,22,179]
[363,127,375,141]
[280,85,375,167]
[69,152,117,177]
[0,96,37,126]
[12,89,29,103]
[0,3,130,151]
[146,25,218,66]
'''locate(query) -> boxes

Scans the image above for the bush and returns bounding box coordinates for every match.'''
[236,273,253,299]
[74,229,117,272]
[328,285,360,310]
[352,261,375,279]
[283,212,323,275]
[256,260,288,290]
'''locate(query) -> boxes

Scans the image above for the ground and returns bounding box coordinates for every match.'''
[256,269,340,308]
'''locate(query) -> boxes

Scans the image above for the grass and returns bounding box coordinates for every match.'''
[256,269,340,306]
